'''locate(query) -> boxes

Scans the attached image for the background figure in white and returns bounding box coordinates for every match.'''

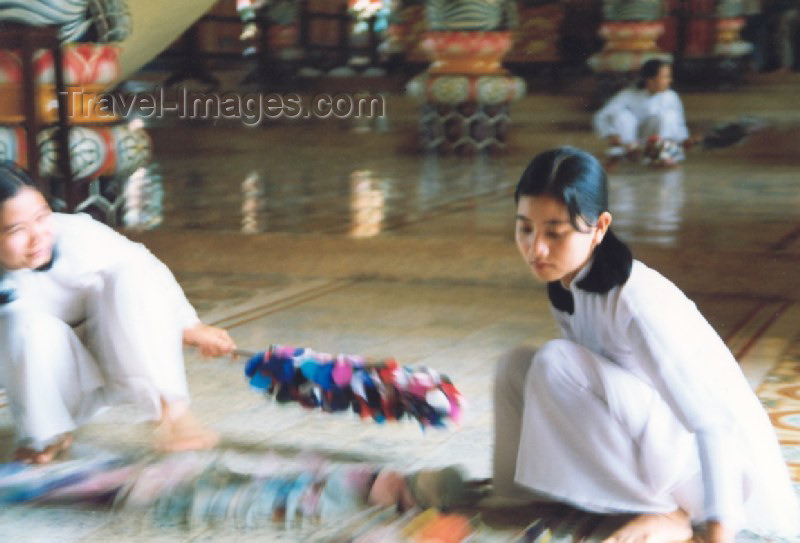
[0,163,237,464]
[593,59,690,166]
[494,147,799,543]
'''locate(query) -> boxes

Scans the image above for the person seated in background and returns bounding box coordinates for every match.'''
[593,59,691,167]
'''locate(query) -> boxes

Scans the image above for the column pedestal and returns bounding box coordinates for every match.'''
[407,31,525,153]
[588,21,670,106]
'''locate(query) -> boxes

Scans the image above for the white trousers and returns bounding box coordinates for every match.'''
[0,259,190,449]
[608,109,685,146]
[493,340,706,521]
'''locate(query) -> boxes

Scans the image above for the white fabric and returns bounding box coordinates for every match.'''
[501,260,799,536]
[0,213,200,449]
[593,88,689,145]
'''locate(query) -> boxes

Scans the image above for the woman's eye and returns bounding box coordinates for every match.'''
[545,230,563,239]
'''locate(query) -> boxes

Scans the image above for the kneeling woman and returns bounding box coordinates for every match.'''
[493,147,799,541]
[0,163,236,463]
[593,59,689,166]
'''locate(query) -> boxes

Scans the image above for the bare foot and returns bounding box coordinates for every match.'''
[624,143,642,163]
[604,155,622,172]
[154,408,219,453]
[603,510,693,543]
[368,466,480,512]
[368,470,416,511]
[13,433,73,464]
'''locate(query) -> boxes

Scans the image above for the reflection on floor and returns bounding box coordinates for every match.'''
[2,72,800,541]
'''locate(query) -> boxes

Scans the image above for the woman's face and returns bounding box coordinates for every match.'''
[515,195,609,287]
[645,65,672,94]
[0,187,55,270]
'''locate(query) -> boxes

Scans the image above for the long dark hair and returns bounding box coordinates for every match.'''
[0,162,41,205]
[514,146,632,293]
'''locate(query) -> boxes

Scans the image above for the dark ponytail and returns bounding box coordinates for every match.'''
[576,229,632,293]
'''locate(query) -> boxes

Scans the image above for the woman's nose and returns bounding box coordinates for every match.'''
[29,222,47,245]
[531,234,548,258]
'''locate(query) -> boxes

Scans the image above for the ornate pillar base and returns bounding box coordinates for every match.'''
[587,21,670,106]
[407,31,526,153]
[409,73,525,153]
[0,44,156,227]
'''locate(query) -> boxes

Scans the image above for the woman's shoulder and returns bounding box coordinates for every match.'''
[53,212,108,231]
[659,88,683,103]
[598,87,639,109]
[611,87,641,101]
[616,260,688,315]
[53,212,141,261]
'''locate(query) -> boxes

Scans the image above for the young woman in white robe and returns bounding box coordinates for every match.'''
[493,147,799,542]
[0,163,237,463]
[593,59,690,166]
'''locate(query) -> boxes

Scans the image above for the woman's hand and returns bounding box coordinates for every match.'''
[699,521,734,543]
[183,323,236,358]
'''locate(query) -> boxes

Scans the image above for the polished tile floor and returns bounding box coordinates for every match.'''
[2,70,800,541]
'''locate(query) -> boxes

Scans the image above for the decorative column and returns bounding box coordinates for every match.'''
[659,0,751,84]
[405,0,526,153]
[587,0,669,105]
[0,2,158,228]
[712,0,752,77]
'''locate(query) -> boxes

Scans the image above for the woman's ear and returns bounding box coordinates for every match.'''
[594,211,612,244]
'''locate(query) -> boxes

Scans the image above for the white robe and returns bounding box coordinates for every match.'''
[0,213,200,449]
[495,260,799,536]
[593,87,689,146]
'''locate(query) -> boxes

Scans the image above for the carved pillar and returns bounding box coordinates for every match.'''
[405,0,526,153]
[587,0,670,104]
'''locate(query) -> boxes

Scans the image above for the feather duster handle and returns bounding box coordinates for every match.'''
[243,345,464,428]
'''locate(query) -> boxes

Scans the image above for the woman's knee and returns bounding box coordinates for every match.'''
[0,308,76,365]
[1,305,68,338]
[612,111,638,144]
[528,339,582,389]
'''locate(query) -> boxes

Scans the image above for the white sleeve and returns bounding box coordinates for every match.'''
[667,91,690,142]
[620,283,742,524]
[58,214,200,329]
[144,255,201,330]
[593,89,631,138]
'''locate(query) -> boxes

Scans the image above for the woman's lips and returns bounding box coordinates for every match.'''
[533,262,551,273]
[28,247,50,261]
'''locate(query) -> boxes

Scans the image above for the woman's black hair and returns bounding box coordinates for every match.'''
[0,161,40,204]
[514,146,632,298]
[636,58,669,89]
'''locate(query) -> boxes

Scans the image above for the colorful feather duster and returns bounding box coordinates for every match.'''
[243,345,464,428]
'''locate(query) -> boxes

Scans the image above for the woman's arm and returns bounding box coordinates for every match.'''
[58,214,236,356]
[593,89,633,139]
[667,90,690,142]
[619,277,745,528]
